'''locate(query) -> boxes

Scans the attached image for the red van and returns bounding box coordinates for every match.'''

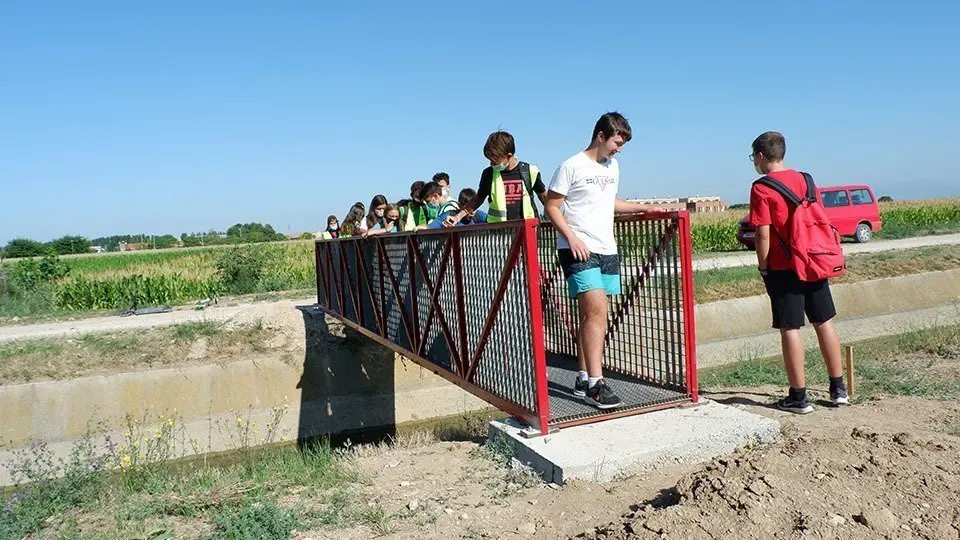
[736,184,882,249]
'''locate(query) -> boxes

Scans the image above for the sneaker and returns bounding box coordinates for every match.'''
[776,394,814,414]
[584,379,623,410]
[572,377,589,397]
[830,386,850,406]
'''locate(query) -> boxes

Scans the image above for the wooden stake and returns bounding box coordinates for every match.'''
[845,345,855,396]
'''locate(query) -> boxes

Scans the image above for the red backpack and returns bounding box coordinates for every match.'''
[753,172,846,282]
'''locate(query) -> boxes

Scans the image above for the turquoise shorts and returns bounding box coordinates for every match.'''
[558,250,621,299]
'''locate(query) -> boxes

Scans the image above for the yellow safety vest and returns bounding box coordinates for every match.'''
[487,162,539,222]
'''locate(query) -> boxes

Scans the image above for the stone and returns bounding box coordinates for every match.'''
[517,522,537,535]
[827,514,846,526]
[399,481,411,487]
[861,508,897,535]
[747,479,768,496]
[407,499,419,512]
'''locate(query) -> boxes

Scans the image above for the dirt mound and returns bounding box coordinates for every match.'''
[578,427,960,540]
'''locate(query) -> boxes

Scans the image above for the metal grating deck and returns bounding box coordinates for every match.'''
[546,352,690,426]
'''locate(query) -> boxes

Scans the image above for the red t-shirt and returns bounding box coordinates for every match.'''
[749,169,808,271]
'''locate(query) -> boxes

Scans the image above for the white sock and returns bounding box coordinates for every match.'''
[578,371,588,382]
[588,377,602,388]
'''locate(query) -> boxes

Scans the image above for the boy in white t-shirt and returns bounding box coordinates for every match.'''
[545,112,650,409]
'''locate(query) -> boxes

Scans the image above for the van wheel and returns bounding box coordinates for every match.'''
[855,223,872,243]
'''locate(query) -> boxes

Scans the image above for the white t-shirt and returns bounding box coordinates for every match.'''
[548,152,619,255]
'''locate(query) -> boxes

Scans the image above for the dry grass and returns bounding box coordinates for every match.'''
[0,321,278,385]
[696,244,960,303]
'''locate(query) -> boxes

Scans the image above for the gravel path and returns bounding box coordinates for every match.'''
[0,297,317,343]
[692,232,960,271]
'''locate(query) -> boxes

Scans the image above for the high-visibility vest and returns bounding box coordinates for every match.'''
[402,202,428,230]
[487,162,539,222]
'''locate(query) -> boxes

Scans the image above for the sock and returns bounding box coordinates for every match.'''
[588,377,602,389]
[829,376,845,390]
[578,371,588,383]
[788,387,807,401]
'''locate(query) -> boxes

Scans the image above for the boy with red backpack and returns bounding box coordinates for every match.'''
[749,131,849,414]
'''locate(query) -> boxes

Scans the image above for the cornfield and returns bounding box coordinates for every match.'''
[49,241,317,310]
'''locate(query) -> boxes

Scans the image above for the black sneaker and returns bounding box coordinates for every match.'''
[777,394,814,414]
[830,385,850,406]
[584,379,622,409]
[573,377,589,397]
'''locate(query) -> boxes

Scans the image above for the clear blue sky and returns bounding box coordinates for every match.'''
[2,0,958,244]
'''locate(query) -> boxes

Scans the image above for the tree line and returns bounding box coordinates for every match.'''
[1,222,290,259]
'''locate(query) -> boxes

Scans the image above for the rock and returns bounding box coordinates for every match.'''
[444,508,454,515]
[399,481,411,487]
[528,499,538,505]
[460,513,469,520]
[815,473,826,480]
[861,508,897,534]
[407,499,419,512]
[747,479,768,496]
[517,522,537,535]
[827,514,846,526]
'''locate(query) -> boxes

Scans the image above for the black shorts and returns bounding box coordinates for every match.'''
[763,270,837,330]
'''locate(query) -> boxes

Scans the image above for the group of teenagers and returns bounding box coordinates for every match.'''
[319,112,850,415]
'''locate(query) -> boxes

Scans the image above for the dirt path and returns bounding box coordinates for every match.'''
[285,390,960,539]
[0,297,316,343]
[693,232,960,271]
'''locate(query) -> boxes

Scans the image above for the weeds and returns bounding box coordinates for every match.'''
[208,501,300,540]
[700,323,960,400]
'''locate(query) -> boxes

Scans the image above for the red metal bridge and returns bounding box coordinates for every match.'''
[315,213,699,436]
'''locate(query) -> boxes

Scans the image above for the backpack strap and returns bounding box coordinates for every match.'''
[800,172,816,201]
[517,162,541,218]
[752,176,803,206]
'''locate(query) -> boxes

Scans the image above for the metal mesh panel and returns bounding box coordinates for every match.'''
[315,223,540,418]
[537,215,691,401]
[458,227,537,413]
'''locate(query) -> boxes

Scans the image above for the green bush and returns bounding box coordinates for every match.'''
[216,245,281,295]
[209,501,300,540]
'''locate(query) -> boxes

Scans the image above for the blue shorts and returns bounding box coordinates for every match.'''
[558,250,621,299]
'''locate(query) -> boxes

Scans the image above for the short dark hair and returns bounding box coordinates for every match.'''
[410,180,425,199]
[483,131,516,161]
[592,112,632,142]
[326,215,337,224]
[458,187,477,207]
[419,181,444,201]
[752,131,786,161]
[432,172,450,184]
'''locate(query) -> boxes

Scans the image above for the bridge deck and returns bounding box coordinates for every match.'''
[545,353,690,427]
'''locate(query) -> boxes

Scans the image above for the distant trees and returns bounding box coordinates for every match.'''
[879,196,894,203]
[3,238,45,258]
[49,236,93,255]
[3,222,292,258]
[225,223,285,243]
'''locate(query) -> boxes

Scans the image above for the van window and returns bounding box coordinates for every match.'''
[850,189,874,205]
[821,190,850,207]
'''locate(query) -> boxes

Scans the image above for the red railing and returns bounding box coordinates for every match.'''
[315,219,551,434]
[316,213,698,435]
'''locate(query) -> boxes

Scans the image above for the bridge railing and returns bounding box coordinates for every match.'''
[316,212,698,435]
[315,220,551,433]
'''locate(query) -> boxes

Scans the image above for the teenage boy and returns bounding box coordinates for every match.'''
[544,112,649,409]
[401,181,428,231]
[433,172,452,200]
[444,130,547,226]
[420,182,460,229]
[749,131,849,414]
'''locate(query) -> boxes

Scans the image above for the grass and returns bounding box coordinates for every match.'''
[699,323,960,401]
[0,321,274,385]
[0,429,355,540]
[694,244,960,303]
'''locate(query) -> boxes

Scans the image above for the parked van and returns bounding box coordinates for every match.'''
[736,184,882,249]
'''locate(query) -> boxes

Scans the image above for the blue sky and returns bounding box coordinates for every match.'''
[2,0,958,243]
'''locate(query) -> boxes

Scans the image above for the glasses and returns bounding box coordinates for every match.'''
[747,153,756,161]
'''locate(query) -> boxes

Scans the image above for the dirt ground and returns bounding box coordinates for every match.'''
[293,390,960,540]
